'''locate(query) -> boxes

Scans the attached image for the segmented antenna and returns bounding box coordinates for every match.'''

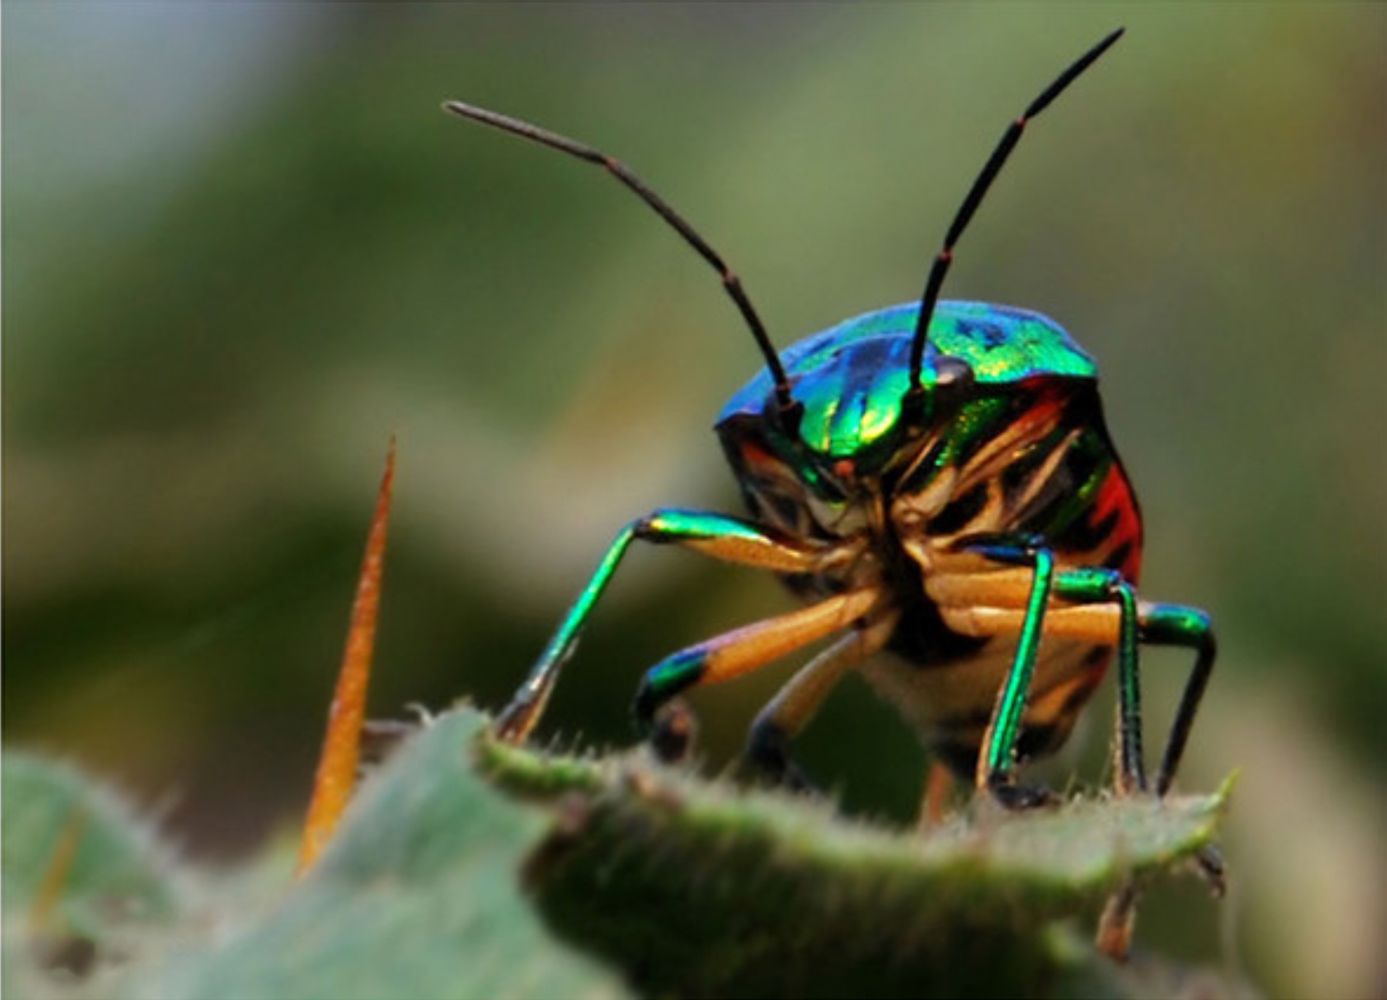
[906,28,1125,399]
[443,100,797,419]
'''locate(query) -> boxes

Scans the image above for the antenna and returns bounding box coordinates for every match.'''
[443,100,797,419]
[906,28,1125,401]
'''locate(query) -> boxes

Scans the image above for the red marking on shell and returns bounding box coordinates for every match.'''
[1093,467,1143,583]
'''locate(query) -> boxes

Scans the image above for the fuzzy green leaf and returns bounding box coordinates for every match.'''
[3,754,185,999]
[479,727,1232,999]
[6,708,1242,1000]
[127,709,630,1000]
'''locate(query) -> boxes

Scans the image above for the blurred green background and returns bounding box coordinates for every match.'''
[5,5,1384,997]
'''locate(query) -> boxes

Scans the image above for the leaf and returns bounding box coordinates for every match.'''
[2,753,184,997]
[129,708,630,1000]
[479,729,1232,999]
[6,709,1242,1000]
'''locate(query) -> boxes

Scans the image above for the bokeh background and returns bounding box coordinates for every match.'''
[5,5,1384,997]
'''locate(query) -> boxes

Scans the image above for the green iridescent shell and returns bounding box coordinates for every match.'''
[718,300,1098,458]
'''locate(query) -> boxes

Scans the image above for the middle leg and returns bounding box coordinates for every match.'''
[631,586,884,737]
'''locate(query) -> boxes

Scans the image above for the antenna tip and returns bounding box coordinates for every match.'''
[1080,27,1125,69]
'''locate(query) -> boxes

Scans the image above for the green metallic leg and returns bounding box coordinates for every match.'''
[957,554,1217,957]
[1139,603,1216,796]
[964,538,1059,808]
[1067,594,1216,961]
[493,508,822,743]
[964,539,1151,806]
[1051,568,1146,795]
[978,560,1146,962]
[964,570,1214,800]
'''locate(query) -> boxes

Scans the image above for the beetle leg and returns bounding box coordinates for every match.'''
[1048,568,1146,794]
[495,508,828,744]
[929,550,1220,962]
[933,586,1216,797]
[745,613,897,791]
[1093,601,1218,962]
[632,587,884,737]
[943,558,1145,796]
[1138,603,1216,796]
[936,540,1142,803]
[951,540,1059,804]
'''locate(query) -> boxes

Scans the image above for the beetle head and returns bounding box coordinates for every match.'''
[719,339,974,505]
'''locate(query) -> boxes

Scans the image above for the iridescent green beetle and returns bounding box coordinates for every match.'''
[446,28,1214,815]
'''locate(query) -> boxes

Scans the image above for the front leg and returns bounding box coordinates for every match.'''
[495,508,825,744]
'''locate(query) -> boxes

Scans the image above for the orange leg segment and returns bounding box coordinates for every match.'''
[744,612,898,788]
[632,586,882,732]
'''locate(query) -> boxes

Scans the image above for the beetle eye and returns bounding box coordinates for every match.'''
[932,355,976,411]
[934,354,973,388]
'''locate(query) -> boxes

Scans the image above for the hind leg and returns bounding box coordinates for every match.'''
[744,615,897,790]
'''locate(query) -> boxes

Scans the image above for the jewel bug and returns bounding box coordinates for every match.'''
[445,27,1214,816]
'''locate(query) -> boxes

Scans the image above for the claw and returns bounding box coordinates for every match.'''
[745,720,821,794]
[649,699,698,765]
[1192,843,1227,897]
[493,698,538,744]
[987,778,1060,811]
